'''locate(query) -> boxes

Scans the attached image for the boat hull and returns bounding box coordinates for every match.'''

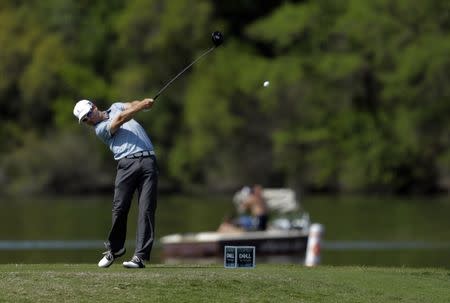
[161,230,308,259]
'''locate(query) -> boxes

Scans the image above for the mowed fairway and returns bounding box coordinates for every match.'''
[0,264,448,302]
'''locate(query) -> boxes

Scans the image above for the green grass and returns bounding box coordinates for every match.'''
[0,264,448,303]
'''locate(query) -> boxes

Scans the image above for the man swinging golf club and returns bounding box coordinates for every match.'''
[73,98,158,269]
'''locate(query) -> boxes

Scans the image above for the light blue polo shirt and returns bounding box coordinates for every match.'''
[94,103,154,160]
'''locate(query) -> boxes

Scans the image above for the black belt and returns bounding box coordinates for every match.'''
[125,150,155,159]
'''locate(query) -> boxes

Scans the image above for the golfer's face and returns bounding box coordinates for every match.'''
[82,107,97,125]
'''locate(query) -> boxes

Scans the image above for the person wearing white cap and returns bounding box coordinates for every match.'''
[73,98,158,269]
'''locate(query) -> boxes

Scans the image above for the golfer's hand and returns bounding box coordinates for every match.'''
[141,98,154,110]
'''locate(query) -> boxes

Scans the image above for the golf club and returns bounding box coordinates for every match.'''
[153,31,224,100]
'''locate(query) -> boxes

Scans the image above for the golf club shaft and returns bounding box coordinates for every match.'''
[153,46,216,100]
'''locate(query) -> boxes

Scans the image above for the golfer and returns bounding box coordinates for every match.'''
[73,98,158,269]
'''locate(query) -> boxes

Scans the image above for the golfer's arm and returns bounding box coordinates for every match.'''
[109,100,147,134]
[124,100,142,109]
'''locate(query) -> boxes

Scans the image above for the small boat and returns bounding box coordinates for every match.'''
[161,229,309,259]
[160,188,312,261]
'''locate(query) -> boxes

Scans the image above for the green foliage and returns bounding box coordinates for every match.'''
[1,130,114,196]
[241,0,449,193]
[0,0,449,195]
[169,42,276,187]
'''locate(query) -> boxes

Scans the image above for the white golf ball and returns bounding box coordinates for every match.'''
[263,81,270,87]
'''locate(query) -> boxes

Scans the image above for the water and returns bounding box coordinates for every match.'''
[303,195,450,268]
[0,194,449,268]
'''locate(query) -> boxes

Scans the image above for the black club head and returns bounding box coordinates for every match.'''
[211,31,224,47]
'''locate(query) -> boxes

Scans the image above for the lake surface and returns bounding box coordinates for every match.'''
[0,194,449,268]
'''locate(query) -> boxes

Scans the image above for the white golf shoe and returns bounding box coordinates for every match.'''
[123,255,145,268]
[98,247,126,268]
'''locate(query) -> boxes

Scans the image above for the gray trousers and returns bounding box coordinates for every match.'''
[107,155,158,261]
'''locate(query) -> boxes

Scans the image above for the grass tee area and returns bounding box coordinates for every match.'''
[0,264,448,302]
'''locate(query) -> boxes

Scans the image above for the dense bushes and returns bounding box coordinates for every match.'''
[1,131,114,195]
[0,0,449,195]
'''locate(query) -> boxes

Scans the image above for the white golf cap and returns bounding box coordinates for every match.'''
[73,99,94,123]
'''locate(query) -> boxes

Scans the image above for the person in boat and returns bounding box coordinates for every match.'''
[238,184,269,231]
